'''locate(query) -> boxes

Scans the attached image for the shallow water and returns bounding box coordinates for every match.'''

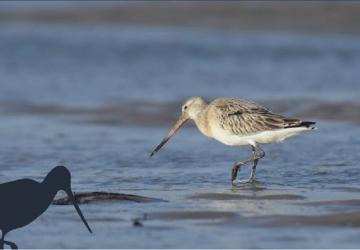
[1,22,360,105]
[1,113,360,248]
[1,22,360,248]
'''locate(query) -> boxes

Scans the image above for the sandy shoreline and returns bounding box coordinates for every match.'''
[0,98,358,127]
[1,2,360,35]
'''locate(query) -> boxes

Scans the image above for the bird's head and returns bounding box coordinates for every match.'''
[150,96,207,157]
[45,166,92,233]
[46,165,71,191]
[181,96,207,120]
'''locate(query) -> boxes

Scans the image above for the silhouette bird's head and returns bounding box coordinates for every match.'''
[46,165,71,191]
[44,166,92,233]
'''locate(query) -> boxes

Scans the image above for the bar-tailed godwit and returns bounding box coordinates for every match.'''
[150,97,316,185]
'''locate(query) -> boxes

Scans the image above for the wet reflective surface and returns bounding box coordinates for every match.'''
[0,23,360,248]
[0,114,359,248]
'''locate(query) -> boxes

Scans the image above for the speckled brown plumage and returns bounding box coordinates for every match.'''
[209,98,314,136]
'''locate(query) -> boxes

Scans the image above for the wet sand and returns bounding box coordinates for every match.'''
[189,192,306,201]
[144,211,237,221]
[1,2,360,35]
[135,210,360,228]
[1,99,359,127]
[53,191,165,205]
[54,189,360,230]
[1,112,360,248]
[255,211,360,228]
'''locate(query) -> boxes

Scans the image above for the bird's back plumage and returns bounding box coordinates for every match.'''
[209,98,315,136]
[192,98,316,146]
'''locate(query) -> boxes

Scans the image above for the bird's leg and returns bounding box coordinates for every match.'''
[248,146,265,182]
[231,152,255,182]
[248,146,258,181]
[3,241,17,250]
[231,164,240,182]
[231,146,257,183]
[232,145,265,185]
[249,158,258,180]
[1,231,17,250]
[0,231,3,250]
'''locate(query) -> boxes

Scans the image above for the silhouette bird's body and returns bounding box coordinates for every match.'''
[0,166,92,249]
[151,97,316,184]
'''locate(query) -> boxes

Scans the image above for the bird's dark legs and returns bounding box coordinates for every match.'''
[0,231,18,250]
[0,231,3,249]
[231,145,265,185]
[3,241,17,250]
[249,146,265,181]
[231,146,257,182]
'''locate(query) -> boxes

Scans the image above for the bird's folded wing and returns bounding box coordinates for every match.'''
[213,98,302,136]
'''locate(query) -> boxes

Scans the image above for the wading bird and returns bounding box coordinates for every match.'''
[0,166,92,249]
[150,97,316,185]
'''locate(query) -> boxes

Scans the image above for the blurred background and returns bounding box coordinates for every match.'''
[1,2,360,109]
[0,1,360,248]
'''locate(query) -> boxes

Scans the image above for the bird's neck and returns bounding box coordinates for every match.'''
[190,103,207,119]
[192,105,213,138]
[41,179,61,202]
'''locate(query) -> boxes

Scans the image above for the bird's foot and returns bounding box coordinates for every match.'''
[3,240,18,250]
[232,178,256,186]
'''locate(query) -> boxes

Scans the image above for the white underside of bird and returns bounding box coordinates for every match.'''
[211,126,316,147]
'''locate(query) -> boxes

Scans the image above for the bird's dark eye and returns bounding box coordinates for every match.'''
[184,106,188,110]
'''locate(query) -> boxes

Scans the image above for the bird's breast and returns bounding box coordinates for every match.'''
[193,110,214,138]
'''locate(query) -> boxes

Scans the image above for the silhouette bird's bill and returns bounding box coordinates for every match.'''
[0,165,92,249]
[150,114,189,157]
[65,188,92,233]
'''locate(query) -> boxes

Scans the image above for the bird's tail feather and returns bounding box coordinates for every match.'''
[284,120,316,129]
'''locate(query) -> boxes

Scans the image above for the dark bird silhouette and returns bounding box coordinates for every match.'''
[0,166,92,249]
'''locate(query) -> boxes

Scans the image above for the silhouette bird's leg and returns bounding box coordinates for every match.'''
[0,231,3,249]
[1,231,17,250]
[231,145,265,185]
[3,241,17,250]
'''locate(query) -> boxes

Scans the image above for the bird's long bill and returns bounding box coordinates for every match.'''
[66,189,93,233]
[150,115,189,157]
